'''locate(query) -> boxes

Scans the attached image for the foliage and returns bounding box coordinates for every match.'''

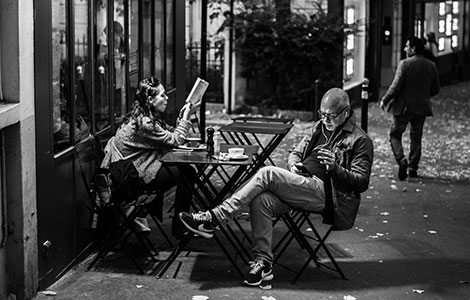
[232,2,345,111]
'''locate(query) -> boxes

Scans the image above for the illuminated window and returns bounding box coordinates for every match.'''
[452,1,459,13]
[452,18,458,31]
[346,58,354,76]
[438,37,445,51]
[439,20,446,33]
[346,34,354,50]
[439,2,446,15]
[346,8,355,25]
[451,35,458,48]
[446,14,452,35]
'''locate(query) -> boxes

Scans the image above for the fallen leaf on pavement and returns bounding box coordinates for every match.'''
[42,291,57,296]
[413,289,424,294]
[344,295,356,300]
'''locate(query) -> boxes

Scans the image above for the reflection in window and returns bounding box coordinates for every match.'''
[128,0,140,106]
[52,0,71,153]
[74,0,92,143]
[166,0,175,88]
[113,0,127,121]
[143,0,152,79]
[95,0,110,131]
[155,1,164,81]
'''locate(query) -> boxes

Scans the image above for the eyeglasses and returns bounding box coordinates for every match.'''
[318,106,349,121]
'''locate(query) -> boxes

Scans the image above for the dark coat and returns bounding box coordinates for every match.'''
[382,54,440,116]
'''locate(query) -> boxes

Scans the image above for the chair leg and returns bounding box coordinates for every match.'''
[87,205,158,274]
[273,211,347,282]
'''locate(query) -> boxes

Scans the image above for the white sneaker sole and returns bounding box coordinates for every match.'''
[179,216,214,239]
[243,273,274,286]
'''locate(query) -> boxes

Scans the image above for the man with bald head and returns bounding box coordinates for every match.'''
[180,87,374,286]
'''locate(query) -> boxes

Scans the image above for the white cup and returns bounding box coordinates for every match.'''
[228,147,244,157]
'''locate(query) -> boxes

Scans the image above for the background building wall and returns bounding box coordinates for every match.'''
[0,0,38,299]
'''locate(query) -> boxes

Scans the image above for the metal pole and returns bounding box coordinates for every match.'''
[361,78,369,132]
[200,0,208,141]
[314,79,321,121]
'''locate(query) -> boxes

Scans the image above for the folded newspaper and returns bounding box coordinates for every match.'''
[186,77,209,106]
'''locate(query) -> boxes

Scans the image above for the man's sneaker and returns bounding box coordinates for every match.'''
[179,211,217,238]
[243,259,274,286]
[408,169,418,178]
[398,158,408,181]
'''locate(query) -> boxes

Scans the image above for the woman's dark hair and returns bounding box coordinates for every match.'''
[407,36,425,54]
[127,76,163,126]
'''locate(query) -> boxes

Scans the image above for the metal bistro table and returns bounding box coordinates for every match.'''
[157,149,255,278]
[231,115,294,124]
[219,121,294,185]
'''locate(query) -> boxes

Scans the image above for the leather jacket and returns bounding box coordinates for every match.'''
[288,112,374,230]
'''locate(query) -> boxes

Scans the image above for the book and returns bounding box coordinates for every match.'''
[185,77,209,106]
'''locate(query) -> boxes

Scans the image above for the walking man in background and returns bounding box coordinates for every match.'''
[380,36,440,180]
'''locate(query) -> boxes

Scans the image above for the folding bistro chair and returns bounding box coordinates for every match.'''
[75,135,164,274]
[273,175,347,283]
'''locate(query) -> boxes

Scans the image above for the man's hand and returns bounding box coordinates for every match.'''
[318,148,336,172]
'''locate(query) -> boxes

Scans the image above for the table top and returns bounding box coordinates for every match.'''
[161,150,253,166]
[231,116,294,124]
[219,121,294,134]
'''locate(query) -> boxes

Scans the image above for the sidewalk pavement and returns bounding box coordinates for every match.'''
[33,82,470,300]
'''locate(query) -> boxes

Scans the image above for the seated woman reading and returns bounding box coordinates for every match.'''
[106,76,198,239]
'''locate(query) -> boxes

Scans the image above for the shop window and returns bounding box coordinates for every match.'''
[165,0,175,88]
[51,0,175,153]
[342,0,366,90]
[154,1,164,82]
[95,0,110,131]
[113,0,127,122]
[143,0,153,79]
[424,1,463,56]
[74,0,92,144]
[52,0,71,153]
[128,0,140,112]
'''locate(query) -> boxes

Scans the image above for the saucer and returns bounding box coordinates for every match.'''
[178,144,207,151]
[229,154,248,160]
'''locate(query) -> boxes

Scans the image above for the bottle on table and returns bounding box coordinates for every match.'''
[214,131,221,156]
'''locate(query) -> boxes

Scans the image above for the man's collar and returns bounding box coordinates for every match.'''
[340,111,356,133]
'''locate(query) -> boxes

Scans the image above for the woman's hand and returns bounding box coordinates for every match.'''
[179,102,192,120]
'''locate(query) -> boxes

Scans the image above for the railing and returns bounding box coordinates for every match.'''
[186,42,224,104]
